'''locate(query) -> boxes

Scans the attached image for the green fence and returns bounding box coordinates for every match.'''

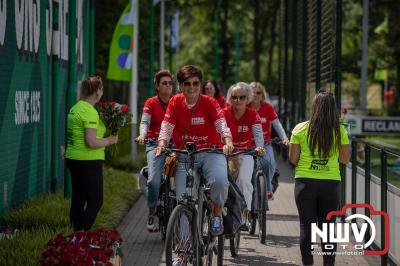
[0,0,94,217]
[279,0,342,130]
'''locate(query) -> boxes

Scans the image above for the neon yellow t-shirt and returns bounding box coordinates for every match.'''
[65,100,106,160]
[290,121,349,180]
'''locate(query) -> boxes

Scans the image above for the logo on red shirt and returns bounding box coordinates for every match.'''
[191,117,205,125]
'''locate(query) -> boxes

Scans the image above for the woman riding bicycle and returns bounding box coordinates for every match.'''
[155,65,234,237]
[249,82,289,198]
[136,69,174,232]
[223,82,265,229]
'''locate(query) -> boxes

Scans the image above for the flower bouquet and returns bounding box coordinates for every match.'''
[40,229,122,266]
[96,102,132,136]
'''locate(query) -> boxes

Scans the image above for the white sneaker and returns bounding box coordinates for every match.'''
[147,215,159,232]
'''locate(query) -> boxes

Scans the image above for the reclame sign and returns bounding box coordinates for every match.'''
[362,117,400,134]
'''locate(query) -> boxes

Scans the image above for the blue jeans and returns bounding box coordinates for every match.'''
[175,152,229,206]
[260,144,276,193]
[146,144,166,208]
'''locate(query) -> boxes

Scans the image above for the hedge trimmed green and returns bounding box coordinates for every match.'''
[0,167,139,266]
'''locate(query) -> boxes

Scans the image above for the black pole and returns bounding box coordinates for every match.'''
[300,0,308,121]
[283,0,289,130]
[335,0,342,109]
[315,0,322,92]
[351,140,357,215]
[291,0,297,128]
[364,145,371,247]
[380,150,388,266]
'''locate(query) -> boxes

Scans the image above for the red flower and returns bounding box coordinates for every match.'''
[110,101,116,108]
[97,102,102,107]
[121,105,129,113]
[342,108,348,115]
[103,102,108,107]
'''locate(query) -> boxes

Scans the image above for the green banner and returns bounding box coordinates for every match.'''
[0,0,93,216]
[106,0,134,81]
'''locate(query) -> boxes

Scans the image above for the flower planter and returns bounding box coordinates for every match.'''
[41,229,123,265]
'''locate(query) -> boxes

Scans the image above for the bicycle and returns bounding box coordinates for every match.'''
[164,143,224,266]
[249,138,283,244]
[225,148,260,254]
[138,139,176,241]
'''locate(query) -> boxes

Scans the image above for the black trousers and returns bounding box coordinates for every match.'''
[294,178,340,266]
[66,159,104,231]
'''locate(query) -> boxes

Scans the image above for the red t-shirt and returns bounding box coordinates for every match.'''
[255,102,278,141]
[163,94,225,149]
[216,95,226,109]
[223,106,261,150]
[142,96,168,139]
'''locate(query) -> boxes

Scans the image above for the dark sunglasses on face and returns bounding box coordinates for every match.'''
[183,81,201,87]
[231,95,247,101]
[161,81,174,86]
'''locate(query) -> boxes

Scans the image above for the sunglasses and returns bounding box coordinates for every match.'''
[161,81,174,86]
[231,95,247,101]
[182,81,201,87]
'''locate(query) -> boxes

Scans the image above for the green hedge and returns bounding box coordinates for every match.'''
[105,124,147,172]
[0,167,139,266]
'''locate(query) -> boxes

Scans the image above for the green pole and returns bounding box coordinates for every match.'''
[234,13,241,82]
[89,0,95,75]
[64,0,78,198]
[214,0,221,82]
[149,0,155,96]
[169,44,173,74]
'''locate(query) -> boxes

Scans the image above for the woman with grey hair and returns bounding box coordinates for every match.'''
[249,82,289,199]
[223,82,265,229]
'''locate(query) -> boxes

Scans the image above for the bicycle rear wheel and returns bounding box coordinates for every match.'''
[217,235,224,265]
[165,205,194,266]
[257,173,267,244]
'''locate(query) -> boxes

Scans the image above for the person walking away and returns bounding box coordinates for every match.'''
[289,91,350,266]
[65,76,118,231]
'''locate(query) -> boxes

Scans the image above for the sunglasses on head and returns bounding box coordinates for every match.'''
[161,81,174,86]
[231,95,247,101]
[183,81,201,87]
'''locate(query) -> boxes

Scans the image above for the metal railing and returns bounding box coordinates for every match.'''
[343,137,400,265]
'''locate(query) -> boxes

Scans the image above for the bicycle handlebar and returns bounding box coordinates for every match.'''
[165,146,224,156]
[227,148,260,158]
[266,137,283,145]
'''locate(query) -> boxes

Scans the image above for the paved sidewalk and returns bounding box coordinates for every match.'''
[118,158,379,265]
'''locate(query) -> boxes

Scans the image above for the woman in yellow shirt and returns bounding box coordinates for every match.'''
[65,76,118,231]
[289,91,350,266]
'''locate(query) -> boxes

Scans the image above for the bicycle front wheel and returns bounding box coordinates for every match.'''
[229,231,240,257]
[165,204,194,266]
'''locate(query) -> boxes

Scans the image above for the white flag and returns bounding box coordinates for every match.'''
[170,12,179,50]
